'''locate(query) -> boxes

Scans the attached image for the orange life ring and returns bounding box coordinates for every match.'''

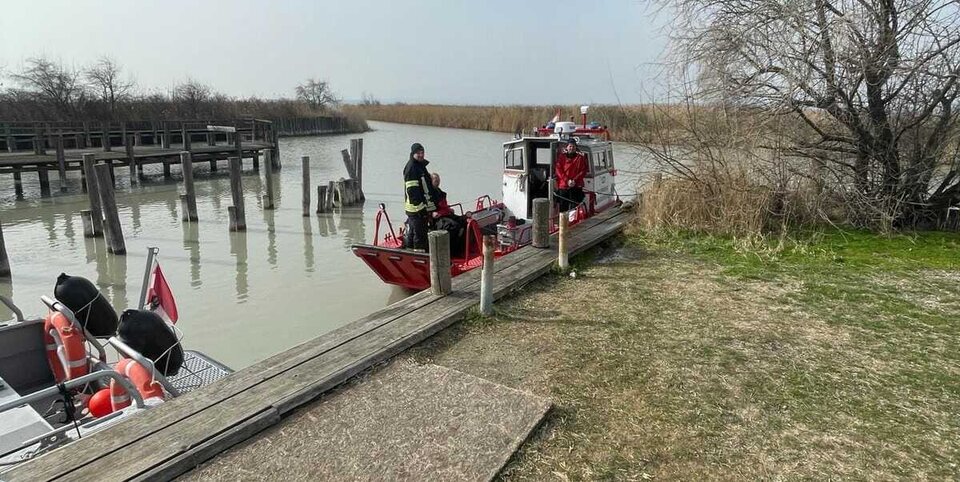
[43,311,89,383]
[109,358,165,411]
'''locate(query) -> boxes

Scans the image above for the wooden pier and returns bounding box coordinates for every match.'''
[1,207,629,481]
[0,119,280,198]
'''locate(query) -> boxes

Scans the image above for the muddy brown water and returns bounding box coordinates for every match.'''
[0,121,645,369]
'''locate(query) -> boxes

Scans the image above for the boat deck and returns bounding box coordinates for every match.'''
[1,207,629,481]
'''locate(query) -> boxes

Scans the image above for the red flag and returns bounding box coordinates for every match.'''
[147,262,179,324]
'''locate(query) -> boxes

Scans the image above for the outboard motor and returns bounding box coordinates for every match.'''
[117,309,184,376]
[54,273,119,337]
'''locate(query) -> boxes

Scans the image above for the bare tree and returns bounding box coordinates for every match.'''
[12,57,86,118]
[660,0,960,228]
[172,79,211,118]
[296,78,339,110]
[86,57,134,119]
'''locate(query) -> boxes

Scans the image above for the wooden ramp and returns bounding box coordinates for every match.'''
[182,361,551,481]
[1,207,629,482]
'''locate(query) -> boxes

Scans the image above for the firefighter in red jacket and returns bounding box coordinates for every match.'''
[555,138,589,212]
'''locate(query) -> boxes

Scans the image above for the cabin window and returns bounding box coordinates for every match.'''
[591,151,611,172]
[504,148,524,170]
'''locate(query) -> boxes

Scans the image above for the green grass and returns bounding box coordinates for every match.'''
[408,229,960,480]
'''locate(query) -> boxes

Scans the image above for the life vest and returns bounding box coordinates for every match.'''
[43,311,89,383]
[109,358,165,411]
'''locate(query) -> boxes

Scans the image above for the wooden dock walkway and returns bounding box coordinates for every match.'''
[1,207,629,481]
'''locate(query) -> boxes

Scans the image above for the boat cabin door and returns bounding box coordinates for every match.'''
[583,145,616,211]
[501,139,556,220]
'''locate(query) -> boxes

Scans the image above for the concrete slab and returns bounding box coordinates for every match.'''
[182,361,551,482]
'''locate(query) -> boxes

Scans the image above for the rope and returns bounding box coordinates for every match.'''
[56,382,82,439]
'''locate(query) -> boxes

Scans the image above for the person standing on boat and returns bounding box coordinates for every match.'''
[555,138,588,212]
[403,142,438,250]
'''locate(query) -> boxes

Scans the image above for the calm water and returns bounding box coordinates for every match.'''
[0,121,645,369]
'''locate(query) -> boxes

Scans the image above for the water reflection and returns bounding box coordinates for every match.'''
[229,232,248,302]
[42,210,57,244]
[337,206,367,247]
[183,222,201,288]
[263,209,277,269]
[303,218,315,273]
[63,212,76,244]
[165,197,178,223]
[130,202,142,233]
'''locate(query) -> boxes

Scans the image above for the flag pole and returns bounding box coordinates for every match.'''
[138,246,159,310]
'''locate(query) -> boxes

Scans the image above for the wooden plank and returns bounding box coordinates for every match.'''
[4,209,626,481]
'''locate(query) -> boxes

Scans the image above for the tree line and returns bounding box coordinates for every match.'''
[0,56,344,122]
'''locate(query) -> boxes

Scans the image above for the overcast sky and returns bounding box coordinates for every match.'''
[0,0,668,105]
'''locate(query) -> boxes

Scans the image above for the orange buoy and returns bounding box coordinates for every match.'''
[88,388,114,417]
[109,358,165,411]
[43,311,89,383]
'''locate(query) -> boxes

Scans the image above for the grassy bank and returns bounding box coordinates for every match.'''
[344,104,658,142]
[405,228,960,479]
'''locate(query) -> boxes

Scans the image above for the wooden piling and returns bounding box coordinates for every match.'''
[316,185,328,214]
[83,154,104,237]
[234,122,243,161]
[558,212,569,270]
[340,149,358,180]
[356,138,364,200]
[228,157,246,231]
[252,151,260,172]
[326,181,335,211]
[94,163,126,254]
[180,152,198,221]
[80,210,96,238]
[428,230,451,296]
[56,134,67,192]
[102,122,111,152]
[301,156,310,217]
[480,234,495,315]
[0,220,10,278]
[82,122,91,149]
[4,123,15,153]
[162,122,171,149]
[532,198,550,248]
[38,168,51,197]
[12,168,23,199]
[262,150,275,210]
[125,135,137,180]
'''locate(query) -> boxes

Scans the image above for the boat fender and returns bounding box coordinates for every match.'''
[54,273,119,337]
[117,309,184,376]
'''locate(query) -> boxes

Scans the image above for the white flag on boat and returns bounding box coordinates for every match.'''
[146,260,179,324]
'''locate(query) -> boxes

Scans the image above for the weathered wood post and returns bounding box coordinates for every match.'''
[480,234,495,315]
[326,181,335,211]
[428,230,452,296]
[12,168,23,199]
[340,149,358,180]
[83,154,104,237]
[162,121,171,149]
[101,122,111,152]
[82,122,91,149]
[262,150,276,209]
[4,123,15,153]
[38,168,51,197]
[182,125,191,150]
[252,150,260,172]
[301,156,310,217]
[125,134,137,180]
[56,133,67,192]
[80,210,95,237]
[94,163,125,254]
[0,220,11,278]
[316,185,328,214]
[350,139,359,175]
[234,121,243,162]
[180,152,198,221]
[228,157,246,231]
[356,138,364,200]
[34,125,45,155]
[532,198,550,248]
[558,211,569,270]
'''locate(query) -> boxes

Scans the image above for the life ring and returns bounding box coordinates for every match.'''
[43,311,89,383]
[109,358,165,411]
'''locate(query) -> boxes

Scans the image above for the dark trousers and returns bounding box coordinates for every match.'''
[555,187,585,212]
[404,213,428,250]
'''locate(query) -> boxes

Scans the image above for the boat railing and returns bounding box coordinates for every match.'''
[0,370,146,415]
[106,336,181,397]
[373,203,399,247]
[0,294,24,323]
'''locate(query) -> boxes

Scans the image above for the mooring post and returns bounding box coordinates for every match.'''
[429,230,452,296]
[349,139,359,176]
[558,211,569,270]
[234,121,243,162]
[56,133,67,192]
[38,168,51,197]
[83,156,103,228]
[34,125,45,155]
[0,220,11,278]
[326,181,335,211]
[94,163,125,254]
[228,157,246,231]
[80,209,96,238]
[532,198,550,248]
[162,121,171,149]
[180,152,198,221]
[12,168,23,199]
[262,150,275,209]
[480,234,495,315]
[4,123,15,153]
[252,150,260,172]
[102,122,111,152]
[182,125,191,151]
[125,135,137,181]
[82,122,91,149]
[300,156,311,217]
[340,149,358,180]
[356,138,364,200]
[316,185,328,214]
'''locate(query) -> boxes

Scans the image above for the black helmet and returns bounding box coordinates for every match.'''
[410,142,424,154]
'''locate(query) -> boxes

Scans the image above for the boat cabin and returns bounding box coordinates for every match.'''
[501,121,616,221]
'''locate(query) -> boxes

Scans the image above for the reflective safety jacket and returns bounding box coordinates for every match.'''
[404,157,438,215]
